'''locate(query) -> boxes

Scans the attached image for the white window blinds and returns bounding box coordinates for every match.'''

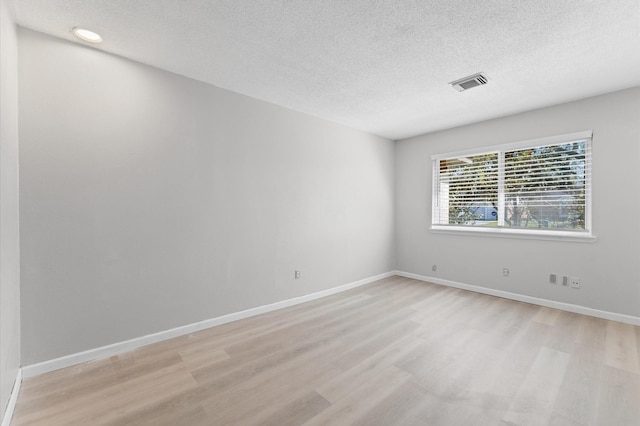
[432,132,592,235]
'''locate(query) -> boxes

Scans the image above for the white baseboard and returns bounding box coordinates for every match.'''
[396,270,640,326]
[22,271,395,379]
[1,368,22,426]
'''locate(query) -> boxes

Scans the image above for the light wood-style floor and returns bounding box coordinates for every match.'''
[12,276,640,425]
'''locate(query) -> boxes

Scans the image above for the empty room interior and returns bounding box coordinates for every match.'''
[1,1,639,425]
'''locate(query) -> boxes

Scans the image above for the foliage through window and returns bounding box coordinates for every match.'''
[432,132,592,236]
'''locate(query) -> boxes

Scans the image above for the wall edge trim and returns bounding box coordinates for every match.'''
[22,271,395,378]
[396,270,640,326]
[1,368,22,426]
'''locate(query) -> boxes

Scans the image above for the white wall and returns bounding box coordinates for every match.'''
[0,0,21,418]
[16,22,638,370]
[396,87,640,318]
[18,29,395,365]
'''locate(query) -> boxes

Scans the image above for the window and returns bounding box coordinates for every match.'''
[432,131,593,239]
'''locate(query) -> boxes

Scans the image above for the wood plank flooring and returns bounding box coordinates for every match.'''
[11,276,640,425]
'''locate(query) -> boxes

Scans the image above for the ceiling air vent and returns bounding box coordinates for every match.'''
[449,72,488,92]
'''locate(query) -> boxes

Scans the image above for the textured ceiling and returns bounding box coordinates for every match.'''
[9,0,640,140]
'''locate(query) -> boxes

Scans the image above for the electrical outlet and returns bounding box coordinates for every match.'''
[562,276,569,286]
[549,274,557,284]
[294,270,301,279]
[503,268,510,277]
[570,277,580,289]
[432,264,437,272]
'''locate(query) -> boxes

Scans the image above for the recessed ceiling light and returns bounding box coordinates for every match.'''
[72,27,102,43]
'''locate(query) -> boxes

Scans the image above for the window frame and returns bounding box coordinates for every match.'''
[430,131,595,242]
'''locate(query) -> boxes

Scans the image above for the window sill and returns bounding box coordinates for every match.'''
[430,226,597,243]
